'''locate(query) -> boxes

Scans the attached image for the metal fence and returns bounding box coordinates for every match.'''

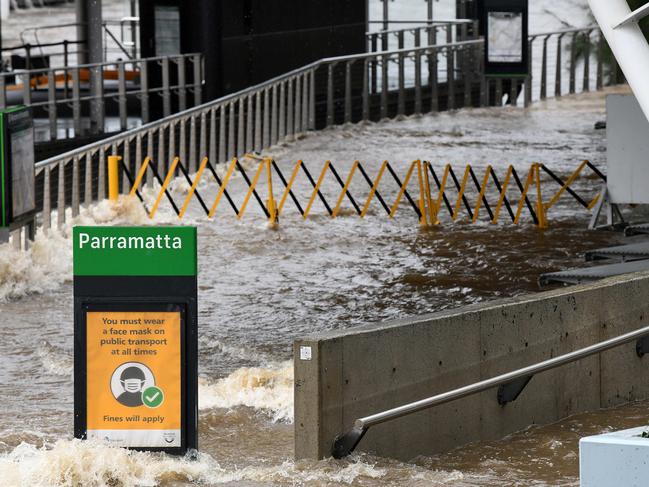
[26,25,619,236]
[366,20,477,53]
[1,53,202,140]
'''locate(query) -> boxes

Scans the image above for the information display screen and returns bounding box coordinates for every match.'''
[8,109,35,219]
[85,306,183,448]
[488,12,523,63]
[482,0,529,77]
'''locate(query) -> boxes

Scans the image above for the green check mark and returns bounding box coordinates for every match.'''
[142,386,164,408]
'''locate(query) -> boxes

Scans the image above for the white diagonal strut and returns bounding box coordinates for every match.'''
[589,0,649,123]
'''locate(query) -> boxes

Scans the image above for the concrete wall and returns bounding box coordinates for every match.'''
[294,271,649,460]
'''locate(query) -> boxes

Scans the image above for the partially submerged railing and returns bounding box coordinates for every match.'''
[1,53,202,140]
[23,25,620,237]
[366,20,477,52]
[331,322,649,458]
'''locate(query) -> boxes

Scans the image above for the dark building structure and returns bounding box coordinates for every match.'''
[139,0,368,103]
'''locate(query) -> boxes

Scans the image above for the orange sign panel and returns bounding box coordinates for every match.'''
[86,311,182,447]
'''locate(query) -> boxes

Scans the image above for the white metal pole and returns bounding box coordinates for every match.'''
[589,0,649,123]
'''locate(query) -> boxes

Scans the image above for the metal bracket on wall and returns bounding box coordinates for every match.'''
[497,374,533,405]
[636,335,649,357]
[588,184,626,231]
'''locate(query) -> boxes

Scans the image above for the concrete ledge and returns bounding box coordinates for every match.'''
[294,271,649,460]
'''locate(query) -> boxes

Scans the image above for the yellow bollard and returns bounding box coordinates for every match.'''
[108,155,122,202]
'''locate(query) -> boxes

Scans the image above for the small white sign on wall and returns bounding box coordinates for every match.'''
[299,346,312,361]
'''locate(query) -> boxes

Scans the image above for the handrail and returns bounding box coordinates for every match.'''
[35,39,482,169]
[331,322,649,458]
[529,25,597,39]
[367,19,474,36]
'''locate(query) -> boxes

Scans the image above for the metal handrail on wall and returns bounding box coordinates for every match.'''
[22,25,619,239]
[331,322,649,458]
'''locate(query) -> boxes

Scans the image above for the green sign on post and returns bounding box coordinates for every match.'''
[73,226,198,455]
[73,226,197,276]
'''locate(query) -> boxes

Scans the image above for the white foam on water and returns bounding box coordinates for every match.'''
[36,340,73,377]
[0,438,464,487]
[0,196,161,301]
[198,361,294,423]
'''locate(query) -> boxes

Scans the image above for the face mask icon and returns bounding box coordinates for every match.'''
[121,378,144,393]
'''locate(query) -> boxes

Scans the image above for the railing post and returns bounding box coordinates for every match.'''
[555,34,563,97]
[47,69,57,140]
[447,47,455,110]
[90,65,104,134]
[309,69,315,130]
[362,59,370,121]
[220,104,228,161]
[271,85,278,144]
[162,57,171,117]
[209,108,217,164]
[430,46,439,112]
[118,62,127,130]
[414,50,422,114]
[345,61,352,123]
[193,54,202,106]
[327,64,334,126]
[43,167,51,231]
[237,97,245,158]
[463,47,472,108]
[189,116,197,172]
[72,157,80,217]
[540,35,549,100]
[279,82,286,139]
[583,30,591,92]
[255,92,262,150]
[371,38,378,94]
[140,60,150,123]
[85,152,93,206]
[569,32,577,94]
[57,161,66,229]
[22,73,31,108]
[397,52,405,116]
[200,111,207,161]
[177,56,187,111]
[249,94,257,151]
[228,102,235,159]
[302,73,309,132]
[263,88,270,146]
[597,31,604,90]
[286,78,295,140]
[98,147,106,200]
[525,38,533,107]
[294,75,302,133]
[509,77,518,107]
[381,54,388,118]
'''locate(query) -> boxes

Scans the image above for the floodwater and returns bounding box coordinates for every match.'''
[1,1,647,487]
[1,79,643,486]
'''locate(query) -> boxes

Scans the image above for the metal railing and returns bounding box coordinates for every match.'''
[331,322,649,458]
[31,38,484,233]
[367,20,478,53]
[22,25,621,237]
[0,53,202,140]
[527,26,613,104]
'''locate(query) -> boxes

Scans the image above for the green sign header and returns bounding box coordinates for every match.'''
[73,226,197,276]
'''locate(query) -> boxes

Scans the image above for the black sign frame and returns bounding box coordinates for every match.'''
[0,106,36,229]
[74,274,198,455]
[482,0,529,77]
